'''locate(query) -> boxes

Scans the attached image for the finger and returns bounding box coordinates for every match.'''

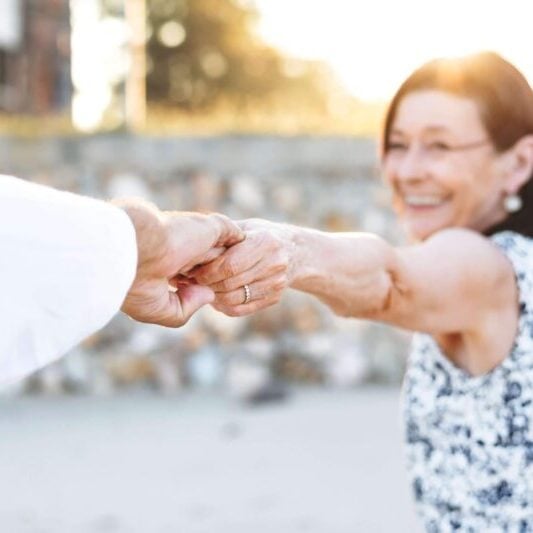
[213,275,286,307]
[210,214,246,247]
[178,246,227,275]
[235,219,251,231]
[212,293,282,317]
[190,237,263,286]
[209,255,287,293]
[169,274,196,289]
[235,218,261,232]
[158,285,215,327]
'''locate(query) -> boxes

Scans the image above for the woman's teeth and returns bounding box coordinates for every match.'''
[404,195,446,207]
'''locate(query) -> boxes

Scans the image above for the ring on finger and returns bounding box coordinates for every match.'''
[242,284,251,304]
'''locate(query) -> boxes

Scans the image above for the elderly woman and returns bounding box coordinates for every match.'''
[191,52,533,530]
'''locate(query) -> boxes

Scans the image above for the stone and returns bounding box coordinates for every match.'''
[286,298,323,334]
[239,335,276,363]
[202,306,248,343]
[105,353,156,387]
[126,324,165,354]
[106,172,153,201]
[323,345,370,388]
[189,170,223,211]
[37,361,65,395]
[153,351,184,394]
[270,182,301,214]
[186,345,224,389]
[225,356,271,400]
[62,347,91,392]
[228,173,264,214]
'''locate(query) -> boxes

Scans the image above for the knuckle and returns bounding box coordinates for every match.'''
[222,294,237,306]
[221,257,238,278]
[276,251,290,269]
[272,262,288,276]
[209,212,225,227]
[191,272,206,284]
[215,304,239,317]
[220,278,237,292]
[270,239,281,252]
[220,253,242,281]
[272,277,287,292]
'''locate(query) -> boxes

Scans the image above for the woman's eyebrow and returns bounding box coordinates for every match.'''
[423,125,451,134]
[390,125,451,137]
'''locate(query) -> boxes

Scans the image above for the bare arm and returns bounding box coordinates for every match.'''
[193,219,516,337]
[289,226,516,335]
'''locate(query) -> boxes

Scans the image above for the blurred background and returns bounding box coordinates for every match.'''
[0,1,531,531]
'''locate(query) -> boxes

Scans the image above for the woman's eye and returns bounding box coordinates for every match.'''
[427,141,451,152]
[388,142,408,151]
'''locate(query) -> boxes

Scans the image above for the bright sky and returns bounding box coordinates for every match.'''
[254,0,533,101]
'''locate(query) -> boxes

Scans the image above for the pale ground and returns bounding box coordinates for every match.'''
[0,387,421,533]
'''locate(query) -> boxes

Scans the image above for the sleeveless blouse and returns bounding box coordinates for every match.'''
[403,231,533,532]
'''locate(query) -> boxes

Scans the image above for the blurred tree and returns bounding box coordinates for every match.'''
[146,0,334,113]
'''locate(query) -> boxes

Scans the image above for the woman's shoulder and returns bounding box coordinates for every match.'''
[490,230,533,255]
[489,231,533,283]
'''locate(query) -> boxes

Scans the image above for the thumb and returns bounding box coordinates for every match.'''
[164,284,215,327]
[213,214,245,247]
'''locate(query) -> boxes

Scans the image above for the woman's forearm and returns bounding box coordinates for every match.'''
[288,226,399,319]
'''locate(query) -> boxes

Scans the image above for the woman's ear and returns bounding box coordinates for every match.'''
[503,134,533,194]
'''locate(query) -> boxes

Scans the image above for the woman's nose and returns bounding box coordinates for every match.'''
[395,146,427,182]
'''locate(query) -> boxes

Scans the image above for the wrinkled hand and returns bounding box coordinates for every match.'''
[116,199,244,327]
[189,218,295,316]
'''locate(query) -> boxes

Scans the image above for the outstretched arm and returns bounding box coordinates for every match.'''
[0,175,244,385]
[192,219,516,336]
[287,225,516,335]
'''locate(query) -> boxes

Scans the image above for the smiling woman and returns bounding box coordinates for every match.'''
[384,92,497,240]
[382,53,533,239]
[191,51,533,531]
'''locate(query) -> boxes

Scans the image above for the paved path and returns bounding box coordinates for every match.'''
[0,387,420,532]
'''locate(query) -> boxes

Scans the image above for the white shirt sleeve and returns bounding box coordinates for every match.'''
[0,175,138,385]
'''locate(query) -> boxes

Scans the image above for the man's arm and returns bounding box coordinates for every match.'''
[0,176,243,385]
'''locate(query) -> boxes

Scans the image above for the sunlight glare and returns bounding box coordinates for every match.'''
[254,0,533,101]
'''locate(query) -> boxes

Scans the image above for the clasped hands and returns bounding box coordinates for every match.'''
[118,199,293,328]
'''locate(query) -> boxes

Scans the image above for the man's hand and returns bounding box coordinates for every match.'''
[189,219,294,317]
[116,199,244,327]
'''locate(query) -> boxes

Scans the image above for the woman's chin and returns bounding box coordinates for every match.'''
[395,203,454,241]
[403,218,446,242]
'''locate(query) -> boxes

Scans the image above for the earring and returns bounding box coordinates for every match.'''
[503,194,523,213]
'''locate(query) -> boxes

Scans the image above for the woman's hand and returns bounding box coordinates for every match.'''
[189,219,295,316]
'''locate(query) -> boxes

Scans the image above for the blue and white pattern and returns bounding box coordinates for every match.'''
[403,231,533,532]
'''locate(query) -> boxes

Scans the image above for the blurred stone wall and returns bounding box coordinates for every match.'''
[0,135,411,398]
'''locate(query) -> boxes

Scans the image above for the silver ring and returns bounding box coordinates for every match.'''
[242,284,251,305]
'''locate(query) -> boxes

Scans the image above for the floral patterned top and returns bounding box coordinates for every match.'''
[402,231,533,533]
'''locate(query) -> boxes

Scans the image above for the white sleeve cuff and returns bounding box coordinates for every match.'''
[0,175,138,384]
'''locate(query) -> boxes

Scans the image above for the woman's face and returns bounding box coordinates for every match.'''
[383,90,509,241]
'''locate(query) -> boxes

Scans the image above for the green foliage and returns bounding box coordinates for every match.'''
[146,0,335,113]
